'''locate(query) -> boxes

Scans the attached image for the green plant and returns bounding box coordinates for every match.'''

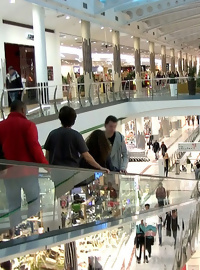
[196,70,200,87]
[62,75,68,84]
[126,71,135,80]
[188,67,196,81]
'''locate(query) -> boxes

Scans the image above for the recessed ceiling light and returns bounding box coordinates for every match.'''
[102,43,104,45]
[61,43,64,45]
[131,36,133,38]
[101,27,104,30]
[93,41,96,44]
[101,49,103,50]
[75,37,78,40]
[9,0,15,3]
[79,20,81,23]
[66,16,70,20]
[64,36,66,39]
[121,46,123,49]
[127,48,129,49]
[147,41,149,43]
[110,29,112,32]
[71,44,73,46]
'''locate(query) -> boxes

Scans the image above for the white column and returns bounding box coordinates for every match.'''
[136,117,144,134]
[32,5,48,84]
[170,48,175,73]
[151,117,160,136]
[178,51,182,75]
[81,20,93,98]
[112,30,121,93]
[161,45,166,74]
[0,19,5,90]
[149,41,155,75]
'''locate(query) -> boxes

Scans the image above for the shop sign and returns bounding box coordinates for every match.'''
[178,142,200,152]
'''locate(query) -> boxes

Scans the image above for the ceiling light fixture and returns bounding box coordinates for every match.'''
[9,0,15,3]
[79,20,81,23]
[131,36,133,38]
[75,38,78,40]
[101,27,104,30]
[66,16,70,20]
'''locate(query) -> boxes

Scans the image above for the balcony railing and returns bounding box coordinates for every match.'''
[1,77,199,121]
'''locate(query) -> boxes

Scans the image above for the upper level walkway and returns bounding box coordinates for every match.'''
[2,77,200,144]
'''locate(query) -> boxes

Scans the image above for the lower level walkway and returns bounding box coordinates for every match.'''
[127,124,198,179]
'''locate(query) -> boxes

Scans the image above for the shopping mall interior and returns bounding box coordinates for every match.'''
[1,0,200,270]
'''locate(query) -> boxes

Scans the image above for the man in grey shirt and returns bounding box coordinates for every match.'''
[44,106,108,172]
[105,115,128,172]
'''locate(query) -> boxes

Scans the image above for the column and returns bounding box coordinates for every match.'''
[151,117,160,140]
[178,51,182,75]
[193,56,197,68]
[136,117,144,133]
[189,55,192,68]
[161,45,166,74]
[0,19,5,91]
[32,5,48,84]
[149,41,155,75]
[184,53,188,73]
[112,30,121,93]
[134,37,141,76]
[170,48,175,73]
[81,20,93,98]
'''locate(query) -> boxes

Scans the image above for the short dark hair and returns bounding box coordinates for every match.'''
[10,100,26,112]
[197,163,200,169]
[105,115,118,125]
[8,66,14,71]
[145,203,150,208]
[59,106,77,127]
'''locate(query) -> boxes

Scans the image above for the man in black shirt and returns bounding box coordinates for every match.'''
[6,66,23,103]
[44,106,108,172]
[105,115,128,172]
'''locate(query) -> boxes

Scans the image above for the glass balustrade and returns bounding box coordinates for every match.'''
[0,160,199,269]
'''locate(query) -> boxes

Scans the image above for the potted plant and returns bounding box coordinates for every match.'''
[188,67,196,95]
[196,70,200,93]
[169,72,177,97]
[126,71,135,90]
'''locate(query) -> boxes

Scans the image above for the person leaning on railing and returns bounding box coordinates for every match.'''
[44,106,109,173]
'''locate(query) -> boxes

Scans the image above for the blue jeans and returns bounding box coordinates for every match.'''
[9,91,20,102]
[157,224,162,245]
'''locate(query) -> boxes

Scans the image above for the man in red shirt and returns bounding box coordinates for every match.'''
[0,100,47,164]
[0,100,48,237]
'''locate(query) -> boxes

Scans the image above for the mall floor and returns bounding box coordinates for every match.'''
[127,124,198,179]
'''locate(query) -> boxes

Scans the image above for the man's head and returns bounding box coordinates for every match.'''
[59,106,77,127]
[162,141,164,145]
[8,66,15,76]
[10,100,26,116]
[197,163,200,169]
[145,203,150,210]
[105,115,118,136]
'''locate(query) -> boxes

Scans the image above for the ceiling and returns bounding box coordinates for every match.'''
[0,0,198,66]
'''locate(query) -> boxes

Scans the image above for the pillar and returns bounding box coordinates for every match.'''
[81,20,93,98]
[134,37,141,76]
[32,5,48,84]
[0,19,5,91]
[184,53,188,73]
[170,48,175,73]
[189,55,192,68]
[151,117,160,140]
[149,41,155,75]
[193,56,197,68]
[112,30,121,93]
[178,51,182,75]
[136,117,144,133]
[161,45,166,74]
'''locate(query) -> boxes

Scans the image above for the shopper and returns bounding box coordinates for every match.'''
[104,116,128,172]
[164,152,170,177]
[6,66,23,103]
[156,182,166,207]
[192,116,195,126]
[197,115,199,126]
[171,210,180,248]
[152,140,160,160]
[80,130,117,171]
[0,100,48,164]
[195,163,200,179]
[135,220,148,264]
[161,141,167,157]
[157,215,163,246]
[44,106,108,172]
